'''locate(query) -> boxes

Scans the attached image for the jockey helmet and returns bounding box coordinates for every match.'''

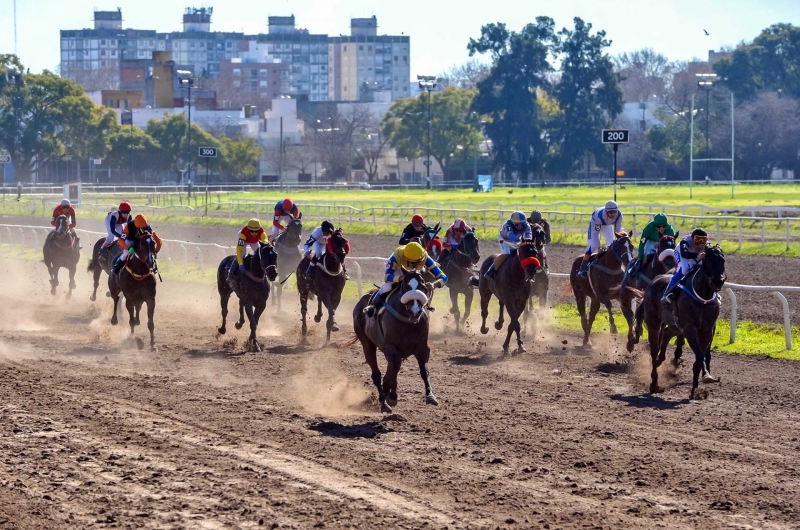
[282,198,294,212]
[510,211,526,226]
[61,199,71,208]
[529,210,543,223]
[691,228,708,246]
[247,218,262,231]
[653,213,668,227]
[412,214,424,225]
[605,200,618,211]
[118,201,132,213]
[321,220,334,234]
[453,219,467,232]
[134,214,148,229]
[403,242,426,263]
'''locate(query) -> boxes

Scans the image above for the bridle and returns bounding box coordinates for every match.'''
[609,235,633,265]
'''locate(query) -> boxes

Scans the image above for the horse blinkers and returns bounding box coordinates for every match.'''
[260,243,279,281]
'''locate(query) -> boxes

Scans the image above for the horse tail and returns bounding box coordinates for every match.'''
[560,282,573,297]
[345,334,359,347]
[627,287,645,300]
[633,298,646,340]
[87,258,98,273]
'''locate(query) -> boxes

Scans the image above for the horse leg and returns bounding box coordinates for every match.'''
[134,303,141,326]
[449,289,461,333]
[251,300,267,352]
[235,300,245,330]
[620,295,637,352]
[322,295,337,343]
[146,297,156,351]
[494,301,505,331]
[479,286,491,335]
[90,267,100,302]
[462,288,474,325]
[684,327,710,399]
[125,297,137,336]
[673,335,685,366]
[314,296,323,323]
[299,290,308,338]
[575,292,589,344]
[218,291,230,335]
[584,297,602,347]
[49,265,58,295]
[363,341,389,412]
[647,320,663,393]
[604,299,618,335]
[244,304,260,352]
[110,292,120,326]
[383,354,401,408]
[703,324,719,384]
[657,325,676,367]
[509,308,525,355]
[417,346,438,405]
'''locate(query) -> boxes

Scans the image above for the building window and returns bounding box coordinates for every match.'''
[100,40,106,45]
[233,80,240,88]
[343,45,347,51]
[368,45,372,51]
[227,42,232,48]
[259,69,267,77]
[233,68,241,76]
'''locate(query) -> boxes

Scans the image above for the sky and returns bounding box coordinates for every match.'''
[1,0,799,75]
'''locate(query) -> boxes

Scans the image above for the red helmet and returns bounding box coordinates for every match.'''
[282,198,294,211]
[119,201,132,213]
[412,214,424,224]
[453,219,467,232]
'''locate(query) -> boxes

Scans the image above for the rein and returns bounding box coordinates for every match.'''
[316,253,345,277]
[124,265,152,281]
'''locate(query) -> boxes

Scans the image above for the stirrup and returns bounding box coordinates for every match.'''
[364,305,376,317]
[662,292,673,303]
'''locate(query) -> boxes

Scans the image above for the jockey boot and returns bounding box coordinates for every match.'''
[578,257,590,277]
[343,264,350,281]
[303,258,315,280]
[661,272,683,304]
[112,256,124,274]
[76,237,83,249]
[363,292,387,317]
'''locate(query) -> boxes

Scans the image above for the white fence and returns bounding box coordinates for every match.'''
[1,223,796,351]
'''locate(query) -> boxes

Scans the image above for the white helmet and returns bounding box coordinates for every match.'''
[605,200,618,211]
[61,199,71,208]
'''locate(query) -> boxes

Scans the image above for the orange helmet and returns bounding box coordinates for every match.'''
[133,214,148,229]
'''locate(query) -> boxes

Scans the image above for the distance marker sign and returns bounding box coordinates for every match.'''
[198,147,218,157]
[602,129,629,144]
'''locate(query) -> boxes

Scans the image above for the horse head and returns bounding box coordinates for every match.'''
[398,270,429,320]
[657,234,677,267]
[284,218,303,245]
[702,244,727,291]
[611,231,634,267]
[54,215,69,236]
[134,235,156,270]
[328,229,350,265]
[530,223,546,255]
[461,231,481,266]
[258,242,279,282]
[517,240,540,281]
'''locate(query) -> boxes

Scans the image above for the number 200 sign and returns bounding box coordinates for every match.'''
[602,129,629,144]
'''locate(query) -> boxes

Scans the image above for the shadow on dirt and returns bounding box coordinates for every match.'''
[266,344,311,355]
[187,349,246,359]
[596,362,629,374]
[449,353,506,366]
[66,346,123,357]
[609,393,689,410]
[308,420,391,439]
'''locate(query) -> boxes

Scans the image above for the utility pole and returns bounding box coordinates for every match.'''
[177,70,195,185]
[417,75,437,188]
[279,116,283,182]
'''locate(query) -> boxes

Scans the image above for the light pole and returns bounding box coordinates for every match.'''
[697,74,716,158]
[177,70,195,185]
[418,75,437,187]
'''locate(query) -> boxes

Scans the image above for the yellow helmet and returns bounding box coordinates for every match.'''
[403,242,425,263]
[134,214,148,229]
[247,218,261,230]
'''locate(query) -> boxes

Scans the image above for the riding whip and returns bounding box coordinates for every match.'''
[279,271,295,285]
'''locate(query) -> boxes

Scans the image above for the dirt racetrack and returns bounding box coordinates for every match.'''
[1,218,800,529]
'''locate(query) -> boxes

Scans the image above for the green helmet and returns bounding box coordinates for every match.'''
[653,213,668,225]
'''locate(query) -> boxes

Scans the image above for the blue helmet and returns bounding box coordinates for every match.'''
[510,211,526,225]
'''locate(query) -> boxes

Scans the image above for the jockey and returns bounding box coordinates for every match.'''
[635,213,675,272]
[270,198,300,240]
[303,220,334,279]
[662,228,708,304]
[578,200,624,277]
[113,214,162,273]
[51,199,80,247]
[399,214,428,245]
[439,218,471,265]
[484,211,531,279]
[364,242,447,317]
[103,201,132,256]
[228,218,268,286]
[527,210,551,244]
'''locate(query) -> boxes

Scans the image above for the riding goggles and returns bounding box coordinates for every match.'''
[406,259,422,269]
[656,224,665,229]
[513,222,526,229]
[606,209,619,216]
[693,236,708,245]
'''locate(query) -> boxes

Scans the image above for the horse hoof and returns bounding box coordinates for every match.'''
[50,288,57,296]
[90,294,96,302]
[314,315,322,323]
[650,384,664,394]
[331,323,339,332]
[110,317,118,326]
[425,394,439,406]
[480,326,489,335]
[150,345,157,352]
[105,291,111,298]
[626,341,635,353]
[134,318,141,326]
[702,374,720,384]
[494,321,503,331]
[235,322,244,330]
[386,397,398,407]
[516,345,526,355]
[135,338,145,351]
[673,358,684,367]
[218,327,226,335]
[380,403,393,414]
[610,328,618,335]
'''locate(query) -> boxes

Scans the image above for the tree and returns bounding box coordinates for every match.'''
[61,62,120,92]
[315,104,373,180]
[715,24,800,100]
[382,87,482,180]
[285,139,317,178]
[0,57,116,181]
[145,113,220,182]
[615,48,675,103]
[548,18,623,177]
[357,124,392,182]
[468,18,556,182]
[106,125,165,181]
[219,135,262,180]
[439,59,492,90]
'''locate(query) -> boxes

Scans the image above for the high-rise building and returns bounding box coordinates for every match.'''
[328,16,410,102]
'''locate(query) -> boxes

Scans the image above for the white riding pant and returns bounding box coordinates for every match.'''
[674,250,699,275]
[499,241,519,254]
[643,239,658,256]
[243,242,259,259]
[104,219,124,246]
[304,241,325,257]
[376,281,394,297]
[586,223,615,254]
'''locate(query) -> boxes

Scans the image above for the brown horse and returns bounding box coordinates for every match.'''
[438,231,480,333]
[523,224,550,330]
[217,242,279,352]
[632,245,726,398]
[296,229,349,343]
[569,232,634,347]
[353,270,438,413]
[87,238,123,301]
[617,233,678,352]
[108,234,158,351]
[42,215,80,298]
[478,240,541,355]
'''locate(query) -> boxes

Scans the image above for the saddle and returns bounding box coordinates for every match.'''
[492,249,517,271]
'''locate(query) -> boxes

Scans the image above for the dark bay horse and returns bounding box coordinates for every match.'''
[421,223,442,261]
[87,238,123,301]
[632,245,726,398]
[523,224,550,330]
[217,242,278,352]
[273,218,303,308]
[617,233,678,352]
[296,229,349,343]
[569,232,634,347]
[353,270,438,413]
[478,240,541,355]
[440,231,480,333]
[43,215,81,298]
[108,235,158,351]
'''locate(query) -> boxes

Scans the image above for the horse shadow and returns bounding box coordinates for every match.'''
[66,346,124,357]
[596,362,629,374]
[609,393,689,410]
[187,348,246,359]
[265,344,310,355]
[308,420,390,439]
[449,353,505,366]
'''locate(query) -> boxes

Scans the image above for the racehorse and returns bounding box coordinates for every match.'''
[217,242,278,352]
[617,233,678,352]
[439,231,480,333]
[523,224,550,331]
[272,218,303,308]
[478,240,541,355]
[569,231,634,348]
[353,270,437,413]
[42,215,80,298]
[108,234,158,351]
[87,238,123,301]
[421,223,442,261]
[296,229,349,343]
[632,245,726,398]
